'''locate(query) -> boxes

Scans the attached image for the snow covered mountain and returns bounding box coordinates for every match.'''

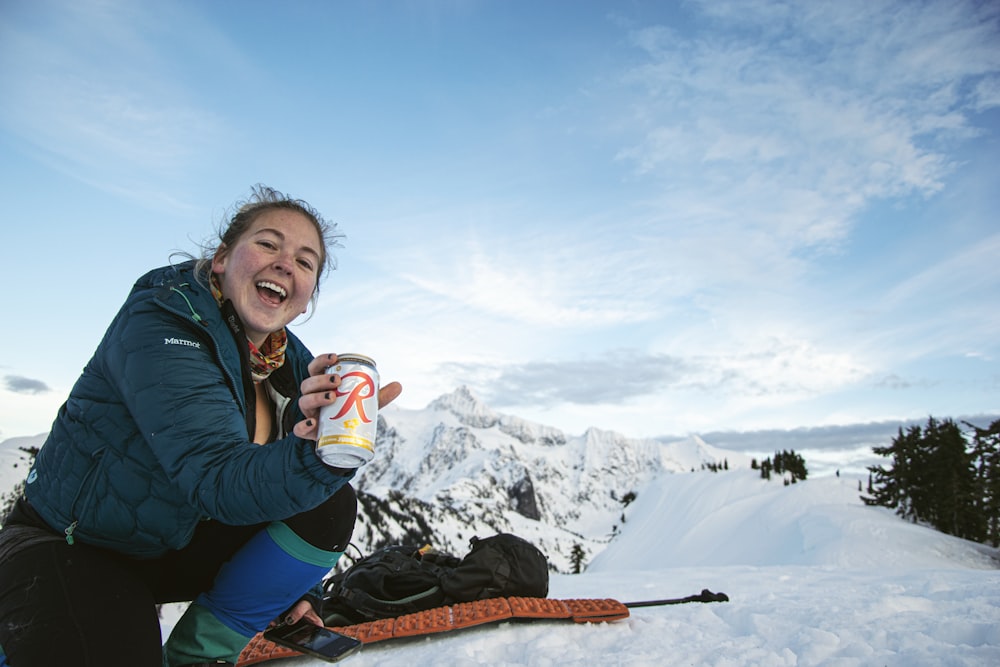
[0,387,744,572]
[0,433,42,519]
[3,391,999,665]
[351,386,748,570]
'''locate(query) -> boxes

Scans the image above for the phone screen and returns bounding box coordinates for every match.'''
[264,621,363,662]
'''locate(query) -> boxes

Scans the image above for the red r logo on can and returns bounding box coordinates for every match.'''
[330,371,376,423]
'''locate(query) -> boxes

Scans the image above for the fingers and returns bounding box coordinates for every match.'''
[298,374,342,415]
[301,607,324,628]
[307,353,338,377]
[297,353,402,440]
[293,417,319,441]
[281,599,320,627]
[294,380,401,440]
[298,353,342,419]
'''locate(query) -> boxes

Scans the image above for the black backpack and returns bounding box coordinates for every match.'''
[321,533,549,626]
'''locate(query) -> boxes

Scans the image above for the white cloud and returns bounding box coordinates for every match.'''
[387,226,671,329]
[972,76,1000,111]
[443,334,869,413]
[866,233,1000,359]
[612,0,996,262]
[3,0,996,438]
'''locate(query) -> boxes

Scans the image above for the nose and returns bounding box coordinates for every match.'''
[273,253,294,275]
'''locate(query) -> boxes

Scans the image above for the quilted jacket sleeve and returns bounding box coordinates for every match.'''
[100,294,352,527]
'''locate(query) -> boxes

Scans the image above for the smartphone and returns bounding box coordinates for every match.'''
[264,620,363,663]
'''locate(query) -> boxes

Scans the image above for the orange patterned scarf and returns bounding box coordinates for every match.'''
[210,274,287,383]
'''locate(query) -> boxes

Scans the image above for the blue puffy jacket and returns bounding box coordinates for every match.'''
[24,261,353,558]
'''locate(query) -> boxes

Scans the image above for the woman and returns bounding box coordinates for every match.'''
[0,185,402,666]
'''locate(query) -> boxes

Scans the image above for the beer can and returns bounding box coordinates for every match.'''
[316,354,379,468]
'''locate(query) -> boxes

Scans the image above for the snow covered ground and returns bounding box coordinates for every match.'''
[148,471,997,666]
[5,433,998,665]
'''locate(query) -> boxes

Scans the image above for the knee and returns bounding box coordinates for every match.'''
[327,483,357,518]
[284,484,357,552]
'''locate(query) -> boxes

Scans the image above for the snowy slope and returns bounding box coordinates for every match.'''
[158,471,995,666]
[0,433,45,512]
[591,471,998,571]
[3,404,1000,665]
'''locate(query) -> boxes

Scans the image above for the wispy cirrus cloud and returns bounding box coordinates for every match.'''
[364,0,999,426]
[399,234,666,329]
[613,0,999,255]
[443,338,869,410]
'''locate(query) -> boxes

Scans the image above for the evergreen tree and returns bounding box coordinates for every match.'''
[967,419,1000,546]
[788,450,808,481]
[863,426,914,512]
[569,543,586,574]
[863,416,999,546]
[924,418,978,540]
[760,450,808,483]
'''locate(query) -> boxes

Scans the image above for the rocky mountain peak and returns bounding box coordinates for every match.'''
[1,392,746,574]
[428,385,499,428]
[354,389,746,572]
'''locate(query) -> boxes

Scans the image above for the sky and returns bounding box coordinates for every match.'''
[1,0,998,441]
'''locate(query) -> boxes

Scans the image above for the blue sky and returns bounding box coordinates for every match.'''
[1,0,998,441]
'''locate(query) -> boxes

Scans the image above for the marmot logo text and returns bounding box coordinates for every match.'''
[164,337,201,348]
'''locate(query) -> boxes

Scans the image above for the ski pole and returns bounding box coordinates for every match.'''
[625,589,729,607]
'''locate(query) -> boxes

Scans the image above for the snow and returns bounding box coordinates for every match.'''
[355,393,759,572]
[4,432,999,666]
[161,471,999,666]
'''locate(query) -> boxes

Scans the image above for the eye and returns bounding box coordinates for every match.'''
[257,239,277,250]
[297,257,315,271]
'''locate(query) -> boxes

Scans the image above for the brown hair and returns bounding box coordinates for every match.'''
[196,184,344,299]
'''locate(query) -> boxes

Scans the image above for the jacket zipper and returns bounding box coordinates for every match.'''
[65,446,106,545]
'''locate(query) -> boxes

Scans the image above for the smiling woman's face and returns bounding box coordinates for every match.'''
[211,208,323,346]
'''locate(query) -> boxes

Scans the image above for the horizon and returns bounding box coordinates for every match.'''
[2,0,998,440]
[5,384,998,480]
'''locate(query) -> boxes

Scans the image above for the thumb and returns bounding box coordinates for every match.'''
[378,381,403,408]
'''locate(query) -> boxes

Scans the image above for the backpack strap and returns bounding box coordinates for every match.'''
[322,546,455,622]
[335,579,446,619]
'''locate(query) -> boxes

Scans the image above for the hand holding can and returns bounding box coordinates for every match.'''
[316,354,379,468]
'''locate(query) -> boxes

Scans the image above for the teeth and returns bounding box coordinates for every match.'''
[257,281,287,299]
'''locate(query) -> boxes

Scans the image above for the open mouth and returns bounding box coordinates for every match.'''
[256,280,288,304]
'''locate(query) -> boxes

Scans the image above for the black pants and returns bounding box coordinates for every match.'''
[0,486,356,667]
